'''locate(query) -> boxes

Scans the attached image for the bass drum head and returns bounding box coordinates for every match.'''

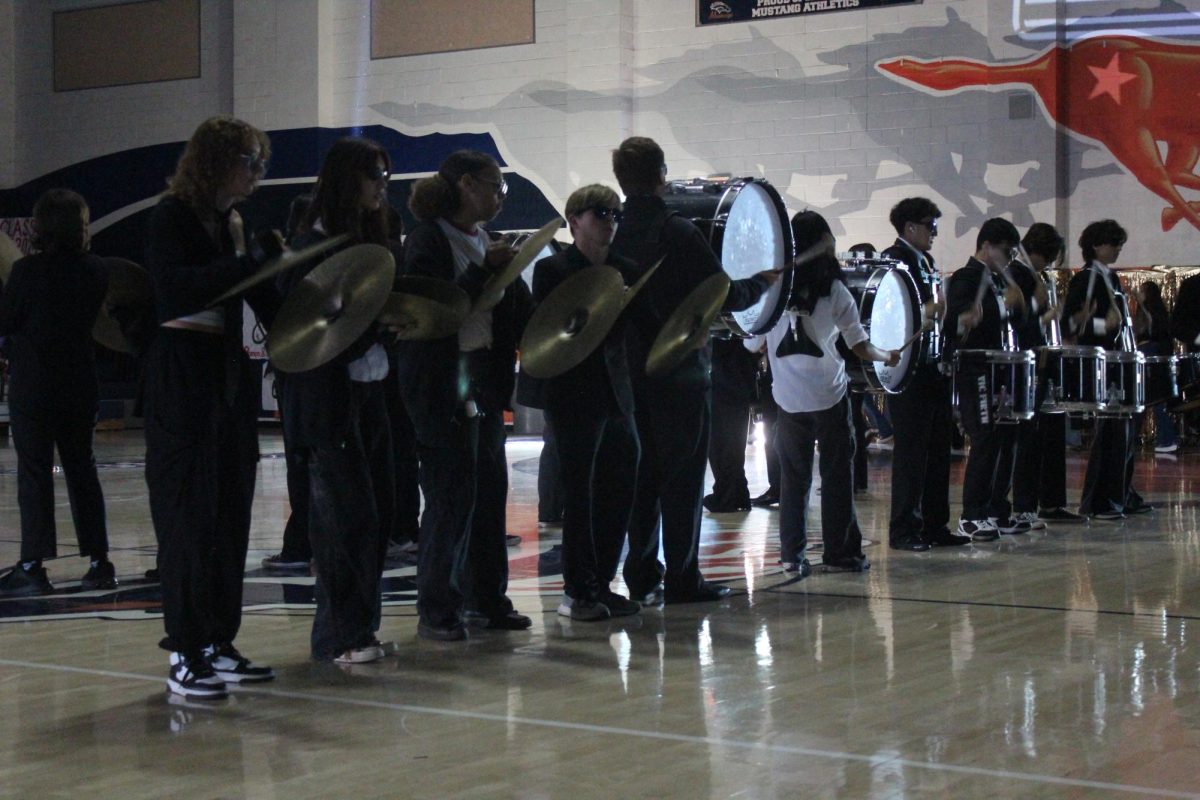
[861,267,921,393]
[718,180,792,336]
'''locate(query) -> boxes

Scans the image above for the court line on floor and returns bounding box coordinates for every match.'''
[1,657,1196,799]
[757,586,1200,621]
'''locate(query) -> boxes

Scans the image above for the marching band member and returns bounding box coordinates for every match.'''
[278,137,396,664]
[397,150,533,639]
[1062,219,1150,520]
[144,116,278,698]
[767,211,899,575]
[945,218,1026,541]
[526,184,642,621]
[882,198,964,551]
[610,136,776,604]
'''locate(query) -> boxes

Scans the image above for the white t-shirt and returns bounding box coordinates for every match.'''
[766,281,868,413]
[437,218,493,352]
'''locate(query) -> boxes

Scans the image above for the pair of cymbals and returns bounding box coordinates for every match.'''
[209,233,353,307]
[267,244,395,373]
[93,258,154,353]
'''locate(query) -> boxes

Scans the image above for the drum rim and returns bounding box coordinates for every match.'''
[858,264,923,393]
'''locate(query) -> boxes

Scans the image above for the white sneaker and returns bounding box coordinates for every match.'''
[1014,511,1046,530]
[167,652,228,699]
[334,644,386,664]
[1155,443,1179,454]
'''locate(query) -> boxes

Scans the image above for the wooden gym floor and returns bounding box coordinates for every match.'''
[0,427,1197,799]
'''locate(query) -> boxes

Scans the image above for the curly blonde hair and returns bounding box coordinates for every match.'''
[165,115,269,214]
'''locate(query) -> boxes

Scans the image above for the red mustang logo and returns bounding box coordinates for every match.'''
[877,36,1200,233]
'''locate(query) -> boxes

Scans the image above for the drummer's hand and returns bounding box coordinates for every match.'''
[1034,282,1050,310]
[484,241,516,270]
[882,349,901,367]
[756,268,783,286]
[959,303,983,331]
[228,209,246,256]
[1004,285,1026,312]
[383,314,419,338]
[924,300,944,321]
[1071,299,1097,331]
[1105,306,1123,333]
[1041,303,1059,324]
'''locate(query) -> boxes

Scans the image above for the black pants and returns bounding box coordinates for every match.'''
[546,405,639,601]
[1013,411,1068,513]
[538,416,564,524]
[415,409,512,628]
[10,407,108,563]
[956,370,1016,521]
[888,366,952,542]
[307,381,393,661]
[1080,415,1136,514]
[145,330,258,655]
[384,367,421,544]
[624,379,710,596]
[776,395,864,563]
[758,381,781,496]
[848,392,869,491]
[278,404,313,562]
[706,393,751,508]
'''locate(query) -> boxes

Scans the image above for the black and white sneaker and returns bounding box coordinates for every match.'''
[168,652,228,699]
[957,519,999,542]
[204,643,275,684]
[990,516,1031,535]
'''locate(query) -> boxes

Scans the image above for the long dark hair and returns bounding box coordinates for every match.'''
[303,137,390,245]
[32,188,89,254]
[165,115,269,216]
[408,150,497,222]
[791,210,843,300]
[1079,219,1126,264]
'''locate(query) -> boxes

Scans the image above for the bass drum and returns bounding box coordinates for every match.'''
[663,178,794,336]
[841,258,923,393]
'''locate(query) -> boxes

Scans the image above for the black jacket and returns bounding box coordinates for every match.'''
[945,257,1013,356]
[517,244,636,417]
[1172,272,1200,352]
[394,220,532,446]
[611,194,768,387]
[1007,260,1047,350]
[0,251,108,415]
[276,230,392,448]
[1062,263,1125,349]
[882,237,943,365]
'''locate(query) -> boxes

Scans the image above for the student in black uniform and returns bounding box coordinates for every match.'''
[526,184,641,621]
[0,189,115,596]
[945,218,1027,540]
[704,336,758,512]
[278,137,397,664]
[610,136,777,604]
[882,198,965,551]
[1008,223,1082,525]
[143,116,278,698]
[1062,219,1148,520]
[396,150,532,639]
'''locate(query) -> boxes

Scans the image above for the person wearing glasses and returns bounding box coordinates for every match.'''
[881,197,966,551]
[944,218,1029,541]
[143,115,279,699]
[397,150,533,640]
[1062,219,1150,520]
[610,136,777,605]
[522,184,641,621]
[277,137,398,664]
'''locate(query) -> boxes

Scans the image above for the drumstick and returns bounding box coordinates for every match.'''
[897,324,929,352]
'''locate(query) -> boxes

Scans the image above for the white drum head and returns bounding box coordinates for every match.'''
[722,182,787,334]
[869,269,918,392]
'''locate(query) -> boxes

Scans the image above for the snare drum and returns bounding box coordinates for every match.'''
[1098,350,1145,416]
[1038,345,1106,415]
[663,178,794,336]
[840,259,923,393]
[954,349,1037,422]
[1143,354,1178,407]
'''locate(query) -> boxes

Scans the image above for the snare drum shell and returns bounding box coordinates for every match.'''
[1098,350,1146,416]
[1143,354,1179,407]
[1039,345,1106,415]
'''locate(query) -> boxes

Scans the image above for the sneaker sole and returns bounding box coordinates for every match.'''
[167,680,228,700]
[556,605,611,621]
[213,670,275,683]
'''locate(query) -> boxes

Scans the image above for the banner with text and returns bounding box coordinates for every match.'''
[698,0,920,25]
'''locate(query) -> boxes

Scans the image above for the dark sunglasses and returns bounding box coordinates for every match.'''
[916,218,938,234]
[240,152,268,176]
[365,166,391,181]
[588,206,624,223]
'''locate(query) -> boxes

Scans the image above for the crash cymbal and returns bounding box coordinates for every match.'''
[644,272,731,378]
[622,256,664,307]
[379,276,470,340]
[267,244,395,373]
[93,258,153,353]
[520,265,625,379]
[208,232,352,307]
[0,231,23,285]
[473,218,561,312]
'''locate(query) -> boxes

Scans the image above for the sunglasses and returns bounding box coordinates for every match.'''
[365,166,391,182]
[240,152,268,177]
[588,206,624,223]
[915,218,938,235]
[475,175,509,198]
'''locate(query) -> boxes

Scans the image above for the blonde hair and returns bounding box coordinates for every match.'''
[565,184,620,220]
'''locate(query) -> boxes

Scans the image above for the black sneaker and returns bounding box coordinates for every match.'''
[417,620,468,641]
[1088,508,1125,521]
[463,609,534,630]
[664,579,731,604]
[598,590,642,617]
[750,491,780,507]
[557,595,611,621]
[1125,502,1154,515]
[1039,507,1085,522]
[927,528,972,547]
[80,561,117,590]
[782,558,813,577]
[990,516,1031,535]
[260,553,311,574]
[889,536,931,552]
[204,643,274,683]
[167,652,228,699]
[0,563,54,597]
